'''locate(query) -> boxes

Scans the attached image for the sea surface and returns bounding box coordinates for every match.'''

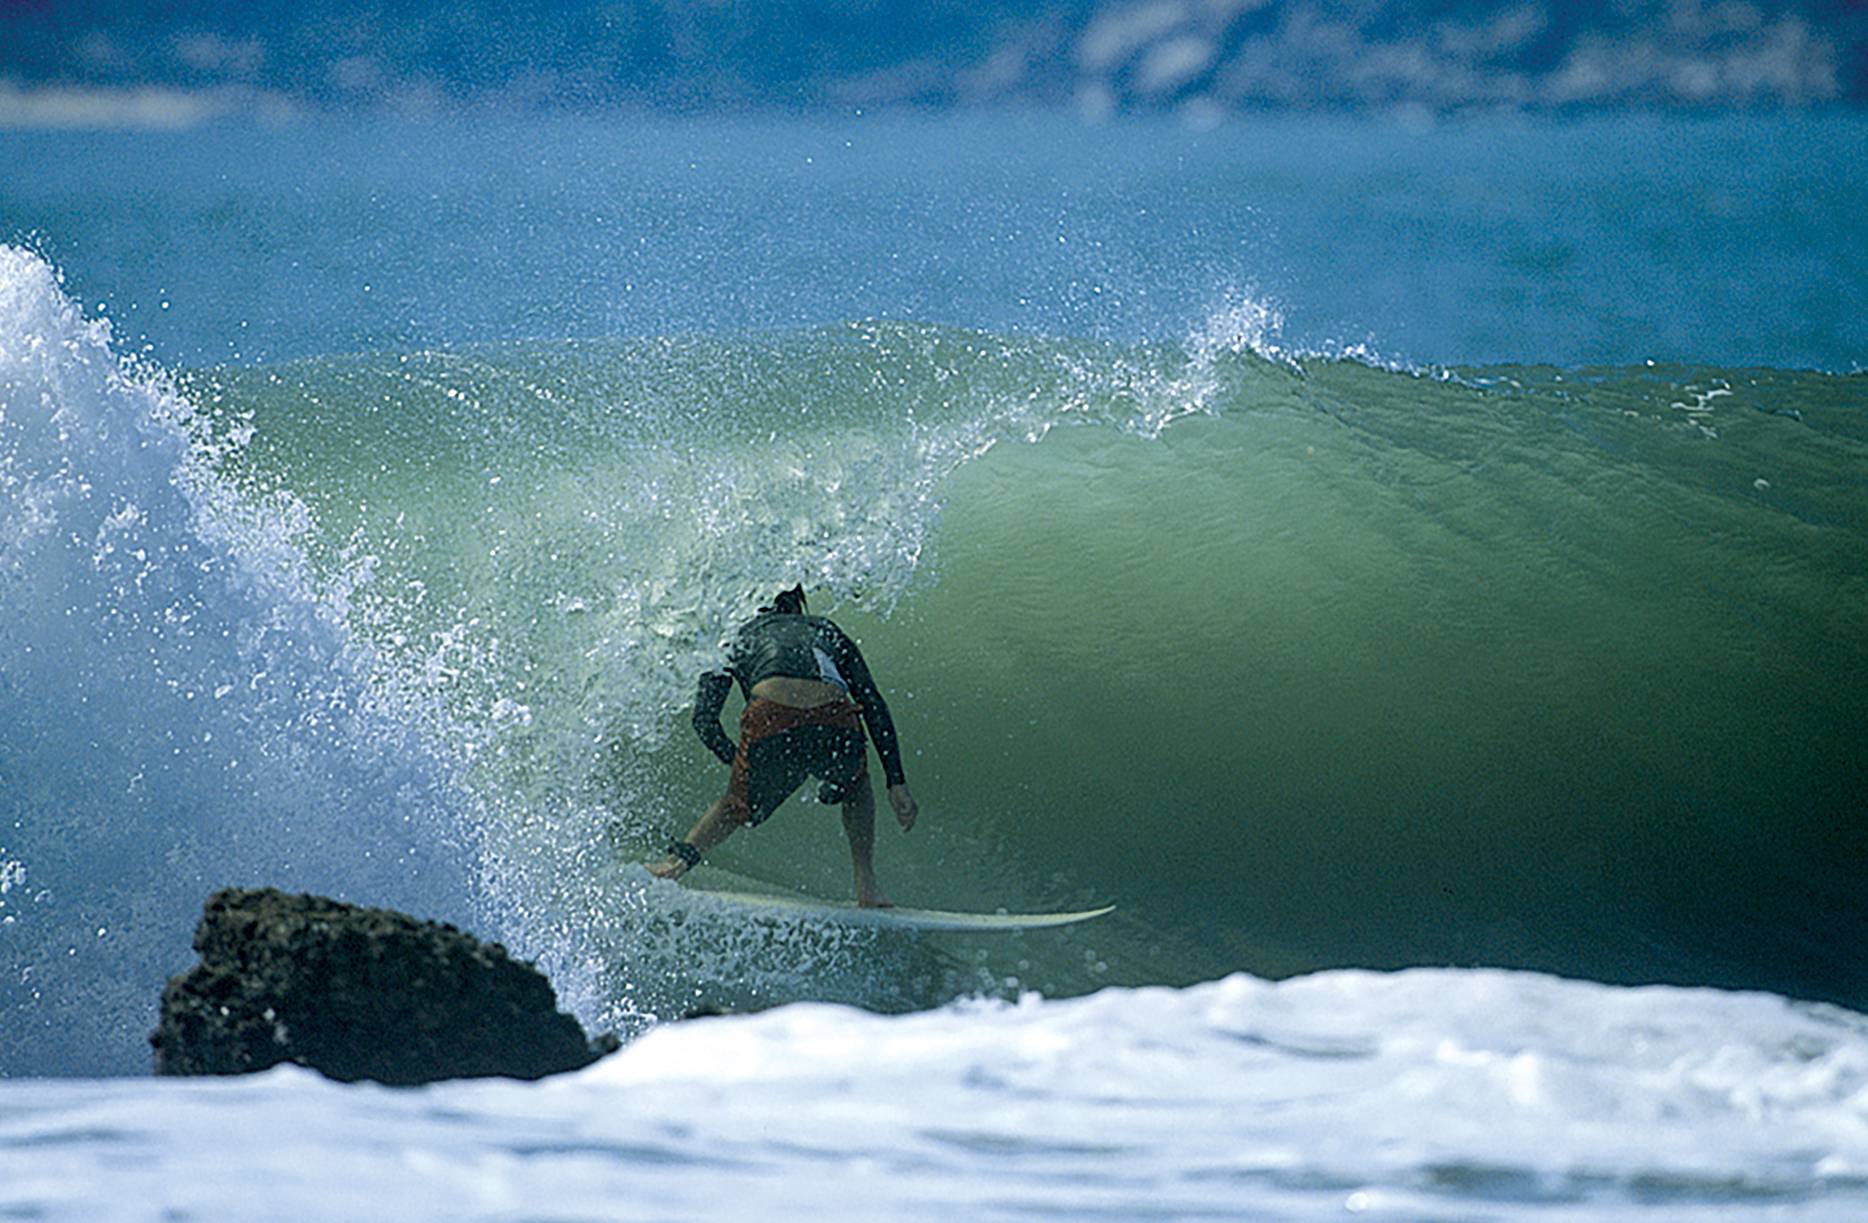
[2,110,1866,1218]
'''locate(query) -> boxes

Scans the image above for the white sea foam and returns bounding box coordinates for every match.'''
[4,968,1866,1220]
[0,247,482,1075]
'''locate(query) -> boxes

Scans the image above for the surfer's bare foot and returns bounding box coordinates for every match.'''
[649,834,709,880]
[856,883,895,908]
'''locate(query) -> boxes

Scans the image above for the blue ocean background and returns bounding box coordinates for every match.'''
[9,112,1866,370]
[3,99,1867,1218]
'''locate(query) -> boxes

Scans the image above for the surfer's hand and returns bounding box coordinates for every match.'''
[887,784,918,831]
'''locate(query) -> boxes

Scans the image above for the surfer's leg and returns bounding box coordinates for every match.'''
[646,793,740,879]
[649,723,810,878]
[840,775,893,908]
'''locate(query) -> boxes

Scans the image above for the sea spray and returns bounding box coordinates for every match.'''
[0,248,482,1076]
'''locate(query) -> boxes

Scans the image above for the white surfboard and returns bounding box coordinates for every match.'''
[644,867,1112,931]
[685,888,1114,932]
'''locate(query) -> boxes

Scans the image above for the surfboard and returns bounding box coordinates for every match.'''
[682,888,1115,932]
[640,867,1112,931]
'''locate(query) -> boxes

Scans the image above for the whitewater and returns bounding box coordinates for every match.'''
[12,973,1868,1220]
[3,111,1867,1218]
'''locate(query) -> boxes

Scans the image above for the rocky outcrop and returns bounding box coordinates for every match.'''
[150,888,615,1085]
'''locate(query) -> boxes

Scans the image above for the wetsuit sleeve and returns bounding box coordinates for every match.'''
[830,627,907,788]
[691,671,736,765]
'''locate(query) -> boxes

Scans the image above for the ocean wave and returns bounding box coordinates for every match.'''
[6,241,1866,1076]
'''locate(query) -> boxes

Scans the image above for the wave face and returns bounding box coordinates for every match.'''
[4,244,1866,1074]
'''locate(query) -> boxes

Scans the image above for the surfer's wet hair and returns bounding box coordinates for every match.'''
[770,584,807,615]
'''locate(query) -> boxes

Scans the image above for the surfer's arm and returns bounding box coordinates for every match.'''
[691,671,737,765]
[832,632,907,788]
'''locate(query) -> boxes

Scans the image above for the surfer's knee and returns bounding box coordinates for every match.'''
[844,772,874,803]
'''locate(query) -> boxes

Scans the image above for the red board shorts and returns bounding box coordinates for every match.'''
[725,698,869,826]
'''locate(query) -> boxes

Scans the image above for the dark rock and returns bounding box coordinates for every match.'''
[151,887,614,1085]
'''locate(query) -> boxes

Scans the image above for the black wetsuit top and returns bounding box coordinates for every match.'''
[692,612,907,787]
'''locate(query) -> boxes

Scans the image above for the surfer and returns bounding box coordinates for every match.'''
[648,585,919,906]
